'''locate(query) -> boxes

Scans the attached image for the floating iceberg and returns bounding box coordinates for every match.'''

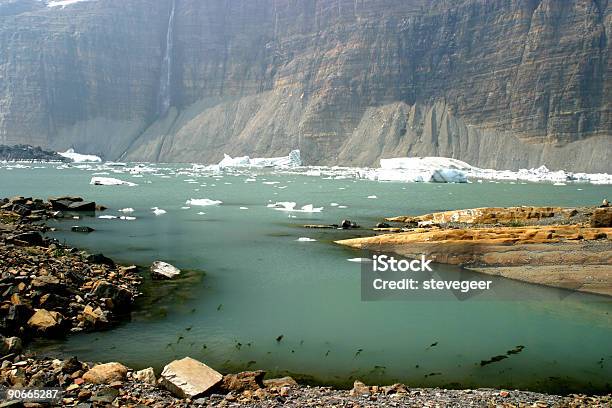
[296,237,317,242]
[151,207,167,216]
[47,0,94,8]
[279,156,612,185]
[218,150,301,169]
[347,258,372,263]
[186,198,223,206]
[90,176,137,186]
[267,202,323,213]
[366,157,470,183]
[59,148,102,163]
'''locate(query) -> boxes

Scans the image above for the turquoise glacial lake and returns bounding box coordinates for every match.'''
[1,163,611,393]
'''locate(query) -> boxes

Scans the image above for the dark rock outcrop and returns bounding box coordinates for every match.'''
[0,145,68,162]
[0,0,609,172]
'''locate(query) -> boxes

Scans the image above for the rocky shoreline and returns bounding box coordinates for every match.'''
[337,205,612,297]
[2,355,611,407]
[1,197,611,406]
[0,196,141,352]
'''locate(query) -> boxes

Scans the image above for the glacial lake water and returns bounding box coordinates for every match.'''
[2,163,611,393]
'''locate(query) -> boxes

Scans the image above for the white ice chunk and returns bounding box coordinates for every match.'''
[347,258,372,263]
[59,148,102,163]
[186,198,222,206]
[151,207,167,216]
[90,176,137,186]
[48,0,94,9]
[296,237,317,242]
[268,202,323,213]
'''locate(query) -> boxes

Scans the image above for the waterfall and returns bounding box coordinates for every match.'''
[158,0,176,116]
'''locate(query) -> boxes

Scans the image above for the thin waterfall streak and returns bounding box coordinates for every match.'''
[158,0,176,116]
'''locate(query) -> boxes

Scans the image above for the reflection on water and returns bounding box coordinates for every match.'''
[2,164,611,393]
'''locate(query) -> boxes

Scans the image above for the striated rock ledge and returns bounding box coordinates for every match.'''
[0,1,610,172]
[337,206,612,296]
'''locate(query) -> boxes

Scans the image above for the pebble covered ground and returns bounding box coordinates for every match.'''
[1,356,611,407]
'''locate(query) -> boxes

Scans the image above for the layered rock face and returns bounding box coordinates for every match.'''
[0,0,610,171]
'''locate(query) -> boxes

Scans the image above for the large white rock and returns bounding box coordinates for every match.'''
[150,261,181,279]
[159,357,223,398]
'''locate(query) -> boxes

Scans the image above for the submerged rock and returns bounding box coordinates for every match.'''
[86,253,115,267]
[71,226,95,233]
[159,357,223,399]
[150,261,181,280]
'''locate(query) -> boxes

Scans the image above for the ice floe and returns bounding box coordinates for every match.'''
[186,198,222,206]
[90,176,137,186]
[118,208,134,213]
[58,148,102,163]
[267,202,323,213]
[362,157,470,183]
[347,258,372,263]
[47,0,94,8]
[151,207,167,216]
[296,237,317,242]
[279,156,612,185]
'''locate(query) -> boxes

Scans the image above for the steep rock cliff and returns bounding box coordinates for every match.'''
[0,0,610,171]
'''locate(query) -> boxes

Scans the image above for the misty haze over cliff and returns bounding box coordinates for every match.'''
[0,0,610,172]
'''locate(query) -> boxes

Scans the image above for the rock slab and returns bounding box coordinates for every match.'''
[150,261,181,279]
[159,357,222,398]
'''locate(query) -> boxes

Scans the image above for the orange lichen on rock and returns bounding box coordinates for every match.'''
[385,206,580,225]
